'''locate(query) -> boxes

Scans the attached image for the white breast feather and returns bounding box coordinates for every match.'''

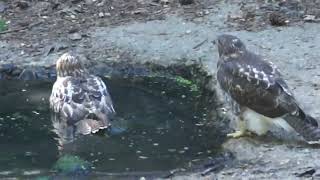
[243,108,294,135]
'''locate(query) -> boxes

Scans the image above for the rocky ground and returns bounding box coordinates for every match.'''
[1,0,320,179]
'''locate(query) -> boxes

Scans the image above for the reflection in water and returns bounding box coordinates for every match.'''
[51,113,78,150]
[0,77,226,178]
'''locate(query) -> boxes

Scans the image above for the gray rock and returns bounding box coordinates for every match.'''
[0,1,7,13]
[69,33,82,41]
[304,15,317,22]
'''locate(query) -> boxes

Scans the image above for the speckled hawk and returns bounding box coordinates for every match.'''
[216,34,320,143]
[50,53,115,143]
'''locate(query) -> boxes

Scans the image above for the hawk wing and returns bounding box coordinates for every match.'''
[50,75,115,133]
[217,52,299,118]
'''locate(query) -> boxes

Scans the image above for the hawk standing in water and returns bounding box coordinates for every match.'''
[50,53,115,143]
[216,34,320,143]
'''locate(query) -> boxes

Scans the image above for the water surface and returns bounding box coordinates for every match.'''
[0,77,225,178]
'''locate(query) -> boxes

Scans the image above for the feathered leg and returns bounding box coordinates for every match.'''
[227,108,251,138]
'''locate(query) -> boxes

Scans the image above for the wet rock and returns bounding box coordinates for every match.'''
[69,33,82,41]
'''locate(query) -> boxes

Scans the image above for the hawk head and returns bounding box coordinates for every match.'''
[217,34,246,58]
[56,53,86,77]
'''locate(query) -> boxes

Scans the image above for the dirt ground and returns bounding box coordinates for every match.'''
[1,0,320,179]
[1,0,320,67]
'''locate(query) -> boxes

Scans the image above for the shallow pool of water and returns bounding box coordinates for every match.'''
[0,76,226,178]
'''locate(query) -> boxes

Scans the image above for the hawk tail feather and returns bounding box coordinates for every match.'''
[297,108,318,127]
[75,119,110,135]
[284,113,320,143]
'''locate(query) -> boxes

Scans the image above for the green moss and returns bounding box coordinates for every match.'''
[0,19,7,32]
[174,76,199,93]
[175,76,192,86]
[190,84,199,92]
[53,154,91,174]
[34,176,50,180]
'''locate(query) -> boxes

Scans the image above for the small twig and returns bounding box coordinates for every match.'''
[149,2,161,6]
[201,166,217,176]
[193,38,208,49]
[0,21,43,35]
[162,169,181,179]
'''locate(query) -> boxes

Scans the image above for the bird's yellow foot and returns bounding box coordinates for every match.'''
[227,130,250,138]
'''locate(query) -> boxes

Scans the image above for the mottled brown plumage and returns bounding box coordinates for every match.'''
[216,34,320,143]
[50,53,115,144]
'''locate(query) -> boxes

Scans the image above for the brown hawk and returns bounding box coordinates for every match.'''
[216,34,320,143]
[50,53,115,144]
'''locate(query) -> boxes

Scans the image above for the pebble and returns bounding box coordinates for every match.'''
[69,33,82,41]
[139,156,148,159]
[168,148,176,152]
[98,12,104,18]
[23,170,41,176]
[304,15,316,22]
[97,2,104,6]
